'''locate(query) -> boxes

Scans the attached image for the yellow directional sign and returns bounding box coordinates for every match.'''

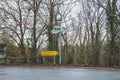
[41,51,58,57]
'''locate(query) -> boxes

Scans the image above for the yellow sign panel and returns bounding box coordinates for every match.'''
[41,51,58,57]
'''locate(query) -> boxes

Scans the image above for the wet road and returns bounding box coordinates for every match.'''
[0,67,120,80]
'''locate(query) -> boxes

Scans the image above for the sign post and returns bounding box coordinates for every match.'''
[58,32,61,64]
[53,56,56,64]
[51,16,68,64]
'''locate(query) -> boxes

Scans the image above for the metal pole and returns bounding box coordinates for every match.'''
[53,56,56,64]
[43,57,45,64]
[58,32,62,64]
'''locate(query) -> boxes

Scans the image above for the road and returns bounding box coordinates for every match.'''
[0,67,120,80]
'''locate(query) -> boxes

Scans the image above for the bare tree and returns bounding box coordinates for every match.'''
[75,0,106,65]
[24,0,46,63]
[105,0,120,66]
[0,0,30,60]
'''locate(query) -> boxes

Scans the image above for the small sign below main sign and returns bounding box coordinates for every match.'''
[53,25,61,29]
[51,29,69,34]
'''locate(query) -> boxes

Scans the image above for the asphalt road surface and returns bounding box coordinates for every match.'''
[0,67,120,80]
